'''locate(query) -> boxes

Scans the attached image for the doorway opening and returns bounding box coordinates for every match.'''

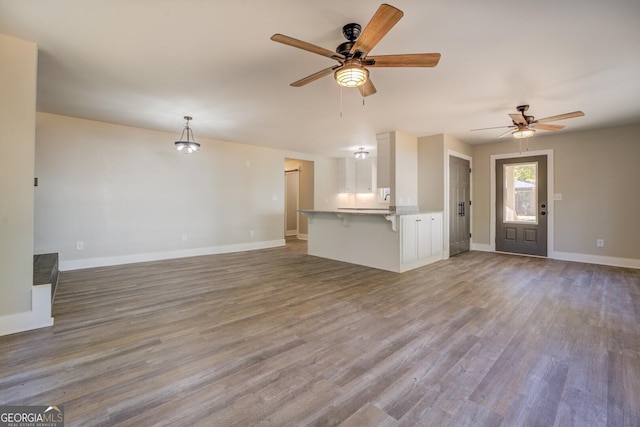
[284,158,314,242]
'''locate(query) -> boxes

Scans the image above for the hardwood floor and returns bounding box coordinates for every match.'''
[1,241,639,426]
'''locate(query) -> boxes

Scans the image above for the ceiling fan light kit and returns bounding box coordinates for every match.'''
[335,60,368,87]
[512,128,536,139]
[174,116,200,154]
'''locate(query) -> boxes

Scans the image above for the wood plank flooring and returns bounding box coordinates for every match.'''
[1,240,639,426]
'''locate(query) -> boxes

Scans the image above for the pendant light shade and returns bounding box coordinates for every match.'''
[174,116,200,153]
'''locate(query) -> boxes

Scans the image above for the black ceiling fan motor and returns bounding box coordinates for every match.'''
[335,23,361,57]
[342,23,361,41]
[516,105,535,123]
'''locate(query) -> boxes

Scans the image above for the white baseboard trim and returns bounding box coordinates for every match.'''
[471,243,492,252]
[296,234,308,241]
[285,230,298,237]
[0,284,53,336]
[552,251,640,269]
[469,243,639,269]
[60,239,286,271]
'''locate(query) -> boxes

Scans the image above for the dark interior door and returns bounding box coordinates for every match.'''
[496,155,547,256]
[450,156,470,256]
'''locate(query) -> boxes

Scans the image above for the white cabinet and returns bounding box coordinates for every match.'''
[430,213,443,258]
[337,157,376,193]
[337,158,356,193]
[401,212,443,266]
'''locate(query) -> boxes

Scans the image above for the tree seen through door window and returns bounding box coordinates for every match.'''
[503,162,537,223]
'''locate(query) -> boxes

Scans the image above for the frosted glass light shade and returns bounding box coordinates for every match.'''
[335,64,368,87]
[512,128,535,139]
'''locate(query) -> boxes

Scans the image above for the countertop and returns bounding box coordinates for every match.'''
[299,208,434,216]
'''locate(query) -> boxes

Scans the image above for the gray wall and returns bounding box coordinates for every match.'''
[35,113,333,267]
[472,123,640,259]
[418,134,445,212]
[0,34,37,316]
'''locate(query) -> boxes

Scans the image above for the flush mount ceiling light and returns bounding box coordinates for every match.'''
[354,147,369,159]
[174,116,200,153]
[512,128,536,139]
[335,59,369,88]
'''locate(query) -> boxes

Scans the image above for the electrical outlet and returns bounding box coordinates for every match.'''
[182,234,188,242]
[76,241,84,250]
[596,239,604,247]
[250,230,254,237]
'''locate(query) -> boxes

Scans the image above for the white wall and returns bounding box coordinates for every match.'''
[35,113,335,269]
[0,34,37,316]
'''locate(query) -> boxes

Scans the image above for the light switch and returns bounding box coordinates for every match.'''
[553,193,563,201]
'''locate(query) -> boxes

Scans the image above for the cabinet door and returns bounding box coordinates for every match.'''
[401,215,418,264]
[417,214,432,260]
[355,158,375,193]
[337,158,356,193]
[430,213,443,256]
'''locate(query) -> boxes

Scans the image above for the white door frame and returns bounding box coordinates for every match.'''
[490,149,554,257]
[444,149,473,259]
[284,170,299,237]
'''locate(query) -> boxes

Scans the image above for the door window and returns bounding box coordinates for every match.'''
[502,162,538,224]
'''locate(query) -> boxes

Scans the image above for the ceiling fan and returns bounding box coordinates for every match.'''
[270,3,441,97]
[472,105,585,139]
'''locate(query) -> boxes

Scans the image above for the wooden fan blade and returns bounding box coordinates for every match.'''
[497,128,516,138]
[534,123,565,131]
[290,65,341,87]
[367,53,441,67]
[509,113,528,126]
[271,34,345,61]
[358,78,377,97]
[471,125,516,131]
[349,4,404,57]
[536,111,585,124]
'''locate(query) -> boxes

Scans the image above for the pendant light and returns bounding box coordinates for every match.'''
[174,116,200,153]
[354,147,369,159]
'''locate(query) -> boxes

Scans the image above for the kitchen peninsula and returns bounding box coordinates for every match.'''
[300,209,443,273]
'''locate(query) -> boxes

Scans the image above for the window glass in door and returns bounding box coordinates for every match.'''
[502,162,538,224]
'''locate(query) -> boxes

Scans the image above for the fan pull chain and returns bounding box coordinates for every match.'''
[339,85,343,118]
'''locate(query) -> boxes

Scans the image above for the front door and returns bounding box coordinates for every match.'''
[450,156,470,256]
[495,155,547,256]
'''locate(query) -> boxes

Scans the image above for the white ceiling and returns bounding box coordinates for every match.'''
[2,0,639,157]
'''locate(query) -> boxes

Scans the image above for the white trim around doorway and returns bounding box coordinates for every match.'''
[445,149,473,259]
